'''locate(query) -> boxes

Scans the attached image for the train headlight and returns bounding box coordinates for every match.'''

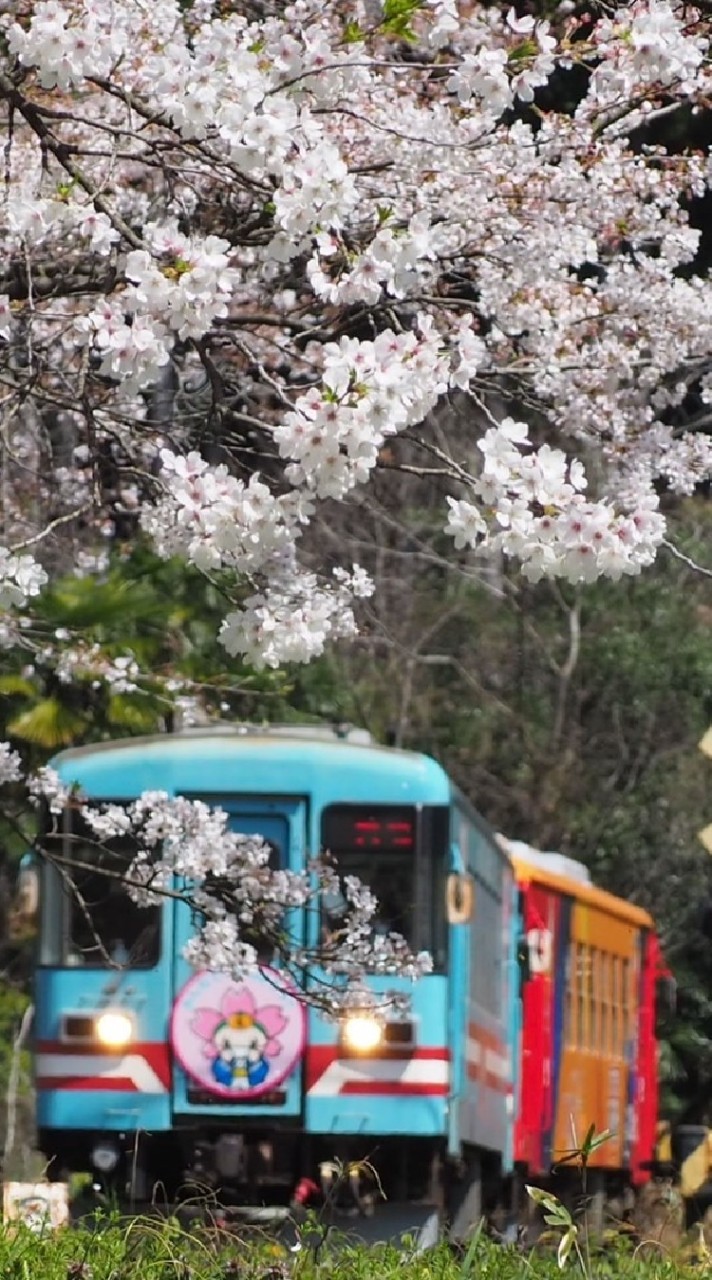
[341,1014,383,1054]
[95,1011,133,1048]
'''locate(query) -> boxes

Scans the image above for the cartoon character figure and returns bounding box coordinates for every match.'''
[191,985,288,1091]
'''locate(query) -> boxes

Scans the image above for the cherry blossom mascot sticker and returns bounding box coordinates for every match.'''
[171,969,306,1098]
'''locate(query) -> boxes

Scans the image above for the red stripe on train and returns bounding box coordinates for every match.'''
[35,1041,172,1089]
[36,1076,137,1092]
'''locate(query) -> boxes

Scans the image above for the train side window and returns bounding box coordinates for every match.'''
[44,812,160,969]
[470,873,503,1015]
[618,955,625,1054]
[565,947,574,1047]
[622,956,631,1049]
[66,853,160,968]
[611,955,621,1056]
[601,951,611,1055]
[588,948,598,1051]
[577,943,587,1050]
[571,943,578,1048]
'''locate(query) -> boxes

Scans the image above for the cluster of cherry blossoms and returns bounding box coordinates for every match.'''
[275,323,450,500]
[591,1,707,101]
[52,648,141,693]
[306,212,438,308]
[143,450,303,575]
[83,229,238,392]
[219,565,375,669]
[0,551,48,611]
[0,742,23,787]
[445,419,666,582]
[142,449,376,666]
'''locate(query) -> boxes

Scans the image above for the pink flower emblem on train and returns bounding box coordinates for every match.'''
[192,986,287,1090]
[171,969,306,1099]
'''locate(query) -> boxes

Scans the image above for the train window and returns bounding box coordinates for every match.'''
[576,947,581,1044]
[320,803,449,965]
[321,805,417,946]
[583,948,590,1046]
[321,850,415,941]
[618,956,625,1055]
[576,942,590,1050]
[66,856,160,968]
[622,956,631,1049]
[591,952,596,1049]
[470,873,503,1015]
[204,836,282,964]
[565,948,574,1047]
[612,955,621,1056]
[600,951,611,1055]
[587,948,594,1049]
[576,945,583,1049]
[587,947,596,1050]
[44,815,160,969]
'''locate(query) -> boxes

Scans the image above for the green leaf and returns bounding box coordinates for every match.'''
[0,675,37,697]
[459,1215,484,1279]
[7,699,87,748]
[383,0,422,18]
[580,1123,613,1157]
[508,39,538,62]
[39,578,140,629]
[106,693,163,733]
[589,1126,613,1151]
[526,1185,560,1212]
[557,1224,578,1269]
[544,1210,572,1226]
[379,0,423,41]
[342,20,364,43]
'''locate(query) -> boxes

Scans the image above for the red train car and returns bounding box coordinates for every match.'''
[502,839,661,1189]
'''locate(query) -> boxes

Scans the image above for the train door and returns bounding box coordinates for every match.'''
[171,796,308,1120]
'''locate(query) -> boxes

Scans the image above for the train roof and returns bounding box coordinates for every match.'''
[500,835,654,929]
[50,725,453,804]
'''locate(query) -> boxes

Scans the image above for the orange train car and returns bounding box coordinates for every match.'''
[500,839,662,1189]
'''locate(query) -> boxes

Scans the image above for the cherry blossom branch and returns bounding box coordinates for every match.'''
[0,72,145,251]
[9,504,93,554]
[662,538,712,579]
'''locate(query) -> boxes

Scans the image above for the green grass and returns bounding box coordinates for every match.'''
[0,1216,708,1280]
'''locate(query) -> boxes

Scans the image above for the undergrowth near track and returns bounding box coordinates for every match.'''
[0,1214,708,1280]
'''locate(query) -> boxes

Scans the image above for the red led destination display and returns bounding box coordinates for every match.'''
[322,806,415,851]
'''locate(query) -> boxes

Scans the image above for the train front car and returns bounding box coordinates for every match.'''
[504,838,660,1207]
[32,726,519,1239]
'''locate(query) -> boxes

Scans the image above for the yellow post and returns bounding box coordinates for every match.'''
[698,730,712,851]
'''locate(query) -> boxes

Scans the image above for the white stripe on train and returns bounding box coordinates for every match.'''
[35,1053,167,1094]
[307,1057,450,1097]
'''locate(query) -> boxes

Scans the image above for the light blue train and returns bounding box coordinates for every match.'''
[31,724,521,1235]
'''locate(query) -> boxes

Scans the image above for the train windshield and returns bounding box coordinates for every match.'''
[40,811,160,969]
[320,804,447,962]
